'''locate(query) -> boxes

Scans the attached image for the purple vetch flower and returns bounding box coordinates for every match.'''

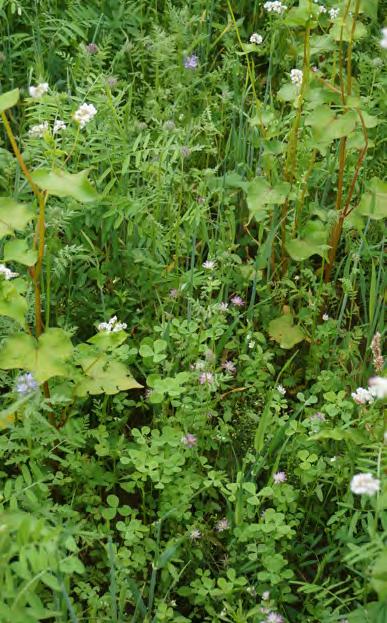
[230,295,245,307]
[15,372,39,395]
[215,518,229,532]
[199,372,214,385]
[86,42,99,55]
[222,360,236,374]
[181,433,198,448]
[183,54,199,69]
[273,471,287,484]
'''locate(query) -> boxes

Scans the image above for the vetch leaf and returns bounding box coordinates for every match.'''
[4,238,38,266]
[0,198,35,239]
[268,314,305,349]
[31,168,99,203]
[0,88,20,113]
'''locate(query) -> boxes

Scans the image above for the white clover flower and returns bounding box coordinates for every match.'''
[53,119,67,134]
[28,82,49,98]
[263,1,287,14]
[351,387,374,405]
[28,122,49,138]
[189,528,202,540]
[319,5,327,13]
[250,33,263,45]
[202,259,216,270]
[0,263,19,280]
[98,316,127,333]
[73,103,97,128]
[368,376,387,400]
[329,7,339,19]
[290,68,303,86]
[273,471,287,484]
[276,384,286,395]
[215,518,229,532]
[350,473,380,496]
[218,302,229,312]
[322,313,329,321]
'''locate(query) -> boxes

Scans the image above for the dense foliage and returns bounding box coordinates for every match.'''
[0,0,386,621]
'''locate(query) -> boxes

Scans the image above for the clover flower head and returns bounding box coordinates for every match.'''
[290,68,303,86]
[180,145,191,158]
[73,102,97,128]
[181,433,198,448]
[351,387,374,405]
[28,82,49,98]
[203,259,216,270]
[368,376,387,400]
[266,613,284,623]
[15,372,39,395]
[230,295,245,307]
[28,122,49,138]
[163,120,176,131]
[322,312,329,321]
[184,54,199,69]
[53,119,67,134]
[98,316,127,333]
[86,42,99,55]
[273,471,287,484]
[169,288,179,299]
[0,263,19,280]
[219,302,229,312]
[250,33,263,45]
[189,528,202,540]
[199,371,214,385]
[222,360,236,374]
[329,7,339,19]
[215,518,229,532]
[350,473,380,496]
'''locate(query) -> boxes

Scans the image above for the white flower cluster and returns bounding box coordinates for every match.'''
[28,122,49,138]
[73,103,97,128]
[381,28,387,49]
[250,33,263,45]
[290,68,303,86]
[98,316,127,333]
[350,473,380,496]
[263,1,287,15]
[351,377,387,404]
[53,119,67,134]
[0,263,19,280]
[28,82,49,98]
[351,387,375,404]
[329,7,339,19]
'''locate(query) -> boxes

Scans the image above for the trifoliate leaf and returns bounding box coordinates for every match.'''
[0,198,35,239]
[268,314,305,349]
[4,238,38,266]
[0,88,19,113]
[0,328,74,382]
[31,168,98,203]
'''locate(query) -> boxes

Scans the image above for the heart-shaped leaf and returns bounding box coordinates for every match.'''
[4,238,38,266]
[31,168,99,203]
[286,220,329,261]
[247,177,290,221]
[74,350,142,396]
[0,280,28,326]
[0,198,35,239]
[268,314,305,349]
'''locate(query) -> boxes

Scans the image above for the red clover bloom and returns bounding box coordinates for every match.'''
[181,433,197,448]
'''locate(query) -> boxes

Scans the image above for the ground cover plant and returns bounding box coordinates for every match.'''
[0,0,386,621]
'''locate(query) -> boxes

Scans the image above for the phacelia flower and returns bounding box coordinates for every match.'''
[230,295,245,307]
[263,1,287,14]
[381,28,387,49]
[370,332,384,373]
[199,372,214,385]
[368,376,387,400]
[53,119,67,134]
[290,68,303,86]
[15,372,39,395]
[329,7,339,19]
[351,387,374,405]
[273,471,287,484]
[189,528,202,540]
[28,122,49,138]
[183,54,199,69]
[85,42,99,55]
[276,384,286,395]
[215,518,229,532]
[181,433,198,448]
[97,316,127,333]
[0,264,19,280]
[28,82,49,98]
[73,102,97,128]
[250,33,263,45]
[350,473,380,496]
[222,360,236,374]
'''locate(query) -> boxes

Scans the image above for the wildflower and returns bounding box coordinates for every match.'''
[273,471,287,484]
[53,119,67,134]
[15,372,39,395]
[181,433,198,448]
[145,389,153,399]
[290,68,303,87]
[203,259,216,270]
[318,5,327,13]
[248,341,255,349]
[322,313,329,321]
[85,42,99,54]
[368,376,387,400]
[169,288,179,299]
[381,28,387,49]
[180,145,191,158]
[351,387,374,405]
[184,54,199,69]
[0,264,19,280]
[215,518,229,532]
[189,528,202,540]
[73,102,97,128]
[262,591,270,601]
[205,349,215,362]
[222,360,236,374]
[191,360,205,371]
[276,384,286,395]
[219,302,229,312]
[310,412,325,425]
[263,1,287,14]
[250,33,263,45]
[330,456,337,463]
[370,332,384,373]
[28,122,49,138]
[28,82,49,98]
[106,76,118,88]
[199,372,214,385]
[230,295,245,307]
[350,473,380,496]
[97,316,127,333]
[163,120,176,131]
[328,7,339,19]
[267,613,284,623]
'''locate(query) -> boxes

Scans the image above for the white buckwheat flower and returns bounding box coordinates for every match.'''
[98,316,127,333]
[350,473,380,496]
[53,119,67,134]
[73,103,97,128]
[290,68,303,87]
[329,7,339,20]
[0,264,19,280]
[368,377,387,400]
[351,387,374,405]
[28,122,49,138]
[28,82,49,98]
[250,33,263,45]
